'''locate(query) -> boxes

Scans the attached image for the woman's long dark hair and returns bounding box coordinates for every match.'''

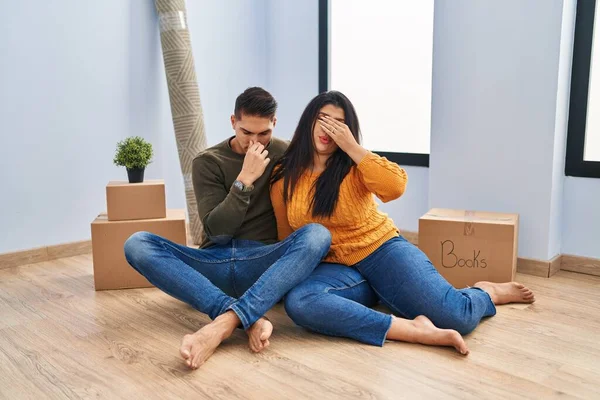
[271,91,361,218]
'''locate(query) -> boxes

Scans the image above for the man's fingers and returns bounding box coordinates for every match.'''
[253,143,264,153]
[263,158,271,166]
[248,141,259,152]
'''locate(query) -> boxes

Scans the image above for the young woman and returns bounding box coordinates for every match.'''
[270,91,535,354]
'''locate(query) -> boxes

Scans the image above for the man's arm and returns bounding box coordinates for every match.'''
[192,156,251,244]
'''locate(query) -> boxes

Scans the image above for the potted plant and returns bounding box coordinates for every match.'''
[113,136,154,183]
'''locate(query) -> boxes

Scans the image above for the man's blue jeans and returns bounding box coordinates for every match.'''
[124,224,331,330]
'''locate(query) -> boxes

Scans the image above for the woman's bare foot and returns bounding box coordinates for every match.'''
[179,311,239,369]
[246,317,273,353]
[474,281,535,305]
[387,315,470,355]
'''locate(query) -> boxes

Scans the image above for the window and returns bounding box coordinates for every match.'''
[319,0,434,167]
[566,0,600,178]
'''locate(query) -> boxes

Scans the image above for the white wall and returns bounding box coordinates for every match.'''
[0,1,131,254]
[0,0,268,254]
[549,0,576,260]
[264,0,319,139]
[429,0,566,260]
[562,177,600,258]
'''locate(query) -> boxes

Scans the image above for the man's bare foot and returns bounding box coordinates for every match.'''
[474,281,535,305]
[246,317,273,353]
[179,311,239,369]
[387,315,470,355]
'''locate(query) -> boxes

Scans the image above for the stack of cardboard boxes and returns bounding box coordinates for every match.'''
[91,180,187,291]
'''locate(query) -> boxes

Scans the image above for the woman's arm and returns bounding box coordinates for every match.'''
[318,115,407,202]
[355,152,408,202]
[270,178,294,241]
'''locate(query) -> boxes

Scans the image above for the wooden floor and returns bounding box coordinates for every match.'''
[0,255,599,400]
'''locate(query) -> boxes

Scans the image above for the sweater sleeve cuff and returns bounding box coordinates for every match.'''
[229,183,252,201]
[356,151,379,171]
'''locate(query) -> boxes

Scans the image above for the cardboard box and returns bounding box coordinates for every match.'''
[91,209,187,290]
[106,180,166,221]
[418,209,519,288]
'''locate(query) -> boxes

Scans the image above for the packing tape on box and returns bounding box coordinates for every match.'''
[425,212,514,222]
[425,211,514,237]
[464,210,476,236]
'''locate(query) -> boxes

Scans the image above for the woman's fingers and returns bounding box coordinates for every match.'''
[319,119,336,135]
[323,115,347,130]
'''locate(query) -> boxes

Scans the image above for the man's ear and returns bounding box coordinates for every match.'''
[272,116,277,127]
[230,114,236,129]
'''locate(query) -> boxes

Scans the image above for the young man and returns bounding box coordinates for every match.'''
[124,87,331,369]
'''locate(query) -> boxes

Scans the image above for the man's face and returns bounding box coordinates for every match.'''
[231,113,276,153]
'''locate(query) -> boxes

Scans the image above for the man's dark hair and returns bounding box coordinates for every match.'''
[234,87,278,120]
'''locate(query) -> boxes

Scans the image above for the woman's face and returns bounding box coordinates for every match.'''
[313,104,345,157]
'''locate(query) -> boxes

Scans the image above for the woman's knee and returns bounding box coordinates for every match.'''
[296,223,332,256]
[284,285,321,326]
[439,313,479,336]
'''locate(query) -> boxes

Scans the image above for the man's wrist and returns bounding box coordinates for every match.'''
[236,173,254,187]
[233,179,254,193]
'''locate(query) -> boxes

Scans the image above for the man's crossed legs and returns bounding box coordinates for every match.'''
[124,224,330,369]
